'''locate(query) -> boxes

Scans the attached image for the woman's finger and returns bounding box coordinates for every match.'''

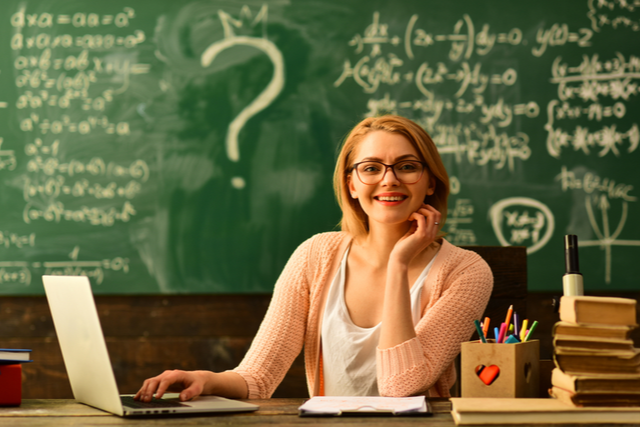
[418,205,441,226]
[137,377,160,402]
[180,381,204,402]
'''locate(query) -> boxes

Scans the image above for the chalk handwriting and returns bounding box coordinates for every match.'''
[532,24,593,57]
[23,201,136,226]
[0,231,35,249]
[556,165,637,202]
[587,0,640,32]
[0,138,17,171]
[445,198,477,245]
[546,53,640,158]
[490,197,555,254]
[580,194,640,283]
[201,5,283,189]
[428,123,531,171]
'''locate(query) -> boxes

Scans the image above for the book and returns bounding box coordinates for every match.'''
[553,335,635,354]
[551,368,640,393]
[0,364,22,406]
[554,348,640,374]
[298,396,431,416]
[550,385,640,407]
[450,398,640,425]
[0,348,32,363]
[553,321,635,340]
[559,296,637,326]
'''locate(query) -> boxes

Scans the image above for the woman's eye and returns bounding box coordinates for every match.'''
[397,162,418,171]
[361,164,382,173]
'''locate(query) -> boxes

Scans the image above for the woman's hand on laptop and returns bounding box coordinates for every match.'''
[135,370,211,402]
[134,370,249,402]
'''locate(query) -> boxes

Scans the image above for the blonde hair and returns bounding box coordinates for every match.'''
[333,115,449,238]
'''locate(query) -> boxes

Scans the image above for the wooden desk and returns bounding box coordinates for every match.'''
[1,398,455,426]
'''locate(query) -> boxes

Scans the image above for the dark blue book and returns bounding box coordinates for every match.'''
[0,348,32,364]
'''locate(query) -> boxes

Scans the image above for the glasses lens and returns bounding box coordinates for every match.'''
[356,162,385,184]
[393,161,424,184]
[355,161,424,184]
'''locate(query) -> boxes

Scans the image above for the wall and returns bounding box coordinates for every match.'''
[0,0,638,294]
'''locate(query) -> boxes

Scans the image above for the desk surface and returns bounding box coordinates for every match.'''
[0,398,455,426]
[1,398,637,426]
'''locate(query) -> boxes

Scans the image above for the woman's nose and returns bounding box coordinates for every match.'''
[380,165,400,185]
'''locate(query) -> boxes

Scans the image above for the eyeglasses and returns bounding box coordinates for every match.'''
[351,160,427,185]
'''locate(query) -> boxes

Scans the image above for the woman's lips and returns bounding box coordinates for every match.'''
[374,194,408,205]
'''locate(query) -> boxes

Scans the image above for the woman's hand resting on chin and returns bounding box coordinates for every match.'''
[390,203,441,266]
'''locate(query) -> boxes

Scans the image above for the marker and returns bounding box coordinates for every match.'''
[504,305,513,329]
[474,319,487,343]
[482,317,490,338]
[524,321,539,341]
[498,322,507,344]
[520,319,529,341]
[508,324,514,334]
[494,327,500,343]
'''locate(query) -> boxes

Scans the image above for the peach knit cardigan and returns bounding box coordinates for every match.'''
[232,232,493,398]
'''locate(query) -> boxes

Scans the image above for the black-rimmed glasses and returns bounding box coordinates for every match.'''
[351,160,427,185]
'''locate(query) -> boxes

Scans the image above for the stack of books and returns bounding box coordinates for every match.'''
[550,296,640,407]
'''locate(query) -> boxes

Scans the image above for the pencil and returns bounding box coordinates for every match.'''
[504,304,513,329]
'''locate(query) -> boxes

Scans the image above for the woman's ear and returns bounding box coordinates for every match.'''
[425,176,436,196]
[347,175,358,199]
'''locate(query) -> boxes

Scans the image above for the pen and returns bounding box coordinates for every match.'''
[524,320,539,341]
[474,319,487,343]
[520,319,528,341]
[513,312,519,337]
[498,322,507,344]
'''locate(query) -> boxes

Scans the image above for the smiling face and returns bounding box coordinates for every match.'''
[347,131,435,229]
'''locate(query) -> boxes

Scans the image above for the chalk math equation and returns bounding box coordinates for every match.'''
[0,6,150,288]
[334,5,640,285]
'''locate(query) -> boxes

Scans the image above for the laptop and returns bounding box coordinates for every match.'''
[42,275,259,416]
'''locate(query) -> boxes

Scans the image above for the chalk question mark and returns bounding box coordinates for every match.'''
[201,36,284,189]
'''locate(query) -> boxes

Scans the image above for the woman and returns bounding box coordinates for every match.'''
[135,115,493,401]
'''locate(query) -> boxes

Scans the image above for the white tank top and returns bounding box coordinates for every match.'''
[321,247,436,396]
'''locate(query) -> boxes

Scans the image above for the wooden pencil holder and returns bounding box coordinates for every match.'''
[461,339,539,398]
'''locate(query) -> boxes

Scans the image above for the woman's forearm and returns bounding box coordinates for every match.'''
[206,371,249,399]
[378,260,417,349]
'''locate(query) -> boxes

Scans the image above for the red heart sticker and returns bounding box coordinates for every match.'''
[475,364,500,385]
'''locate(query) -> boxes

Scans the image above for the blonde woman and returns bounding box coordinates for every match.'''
[136,115,493,401]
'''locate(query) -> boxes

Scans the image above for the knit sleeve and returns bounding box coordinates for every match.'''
[376,250,493,397]
[232,237,314,399]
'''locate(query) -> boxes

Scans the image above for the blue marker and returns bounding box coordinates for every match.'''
[494,327,500,343]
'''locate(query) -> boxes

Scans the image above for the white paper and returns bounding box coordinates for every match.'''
[299,396,427,414]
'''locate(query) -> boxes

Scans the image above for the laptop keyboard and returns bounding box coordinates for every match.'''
[121,395,188,409]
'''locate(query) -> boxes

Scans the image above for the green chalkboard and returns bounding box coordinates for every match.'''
[0,0,638,294]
